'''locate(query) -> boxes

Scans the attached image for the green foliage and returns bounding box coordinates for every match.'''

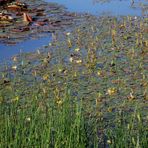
[0,15,148,147]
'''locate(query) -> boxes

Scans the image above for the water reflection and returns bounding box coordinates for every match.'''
[45,0,147,16]
[0,36,51,62]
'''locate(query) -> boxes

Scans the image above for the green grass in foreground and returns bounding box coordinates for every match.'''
[0,88,147,147]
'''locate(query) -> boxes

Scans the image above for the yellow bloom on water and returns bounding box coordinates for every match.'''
[107,88,116,95]
[12,65,17,71]
[75,48,80,52]
[76,59,82,64]
[43,74,49,80]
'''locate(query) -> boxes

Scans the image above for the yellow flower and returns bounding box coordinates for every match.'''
[12,65,17,71]
[57,100,62,106]
[43,74,49,80]
[128,92,135,100]
[76,59,82,64]
[12,96,19,102]
[75,48,80,52]
[69,57,73,62]
[32,70,37,77]
[143,40,148,47]
[97,70,101,76]
[107,140,111,144]
[107,88,116,95]
[66,32,71,36]
[58,68,62,72]
[26,117,31,122]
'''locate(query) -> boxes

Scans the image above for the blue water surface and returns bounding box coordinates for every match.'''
[0,36,51,62]
[46,0,146,16]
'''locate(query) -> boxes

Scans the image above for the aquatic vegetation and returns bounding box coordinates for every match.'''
[0,1,148,147]
[0,0,85,45]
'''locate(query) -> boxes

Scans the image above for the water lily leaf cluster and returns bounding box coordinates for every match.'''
[0,0,85,45]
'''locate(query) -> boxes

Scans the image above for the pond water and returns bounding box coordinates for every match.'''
[0,35,51,62]
[0,0,147,62]
[45,0,147,16]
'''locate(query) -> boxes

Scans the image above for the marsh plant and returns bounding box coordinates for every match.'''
[0,14,148,147]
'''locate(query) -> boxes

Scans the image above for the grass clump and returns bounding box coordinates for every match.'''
[0,89,90,147]
[106,110,148,148]
[0,89,147,147]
